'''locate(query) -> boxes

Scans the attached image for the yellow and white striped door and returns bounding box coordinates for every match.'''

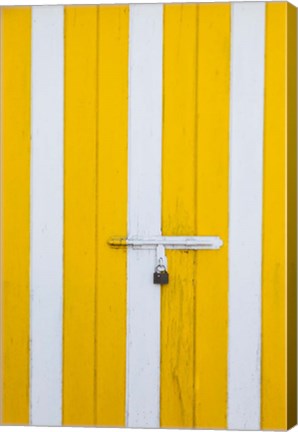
[0,2,297,430]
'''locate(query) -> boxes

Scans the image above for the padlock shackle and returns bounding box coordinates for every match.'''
[155,264,166,273]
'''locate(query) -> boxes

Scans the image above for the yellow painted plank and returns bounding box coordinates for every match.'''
[0,6,3,423]
[161,5,197,427]
[286,3,297,428]
[261,3,287,429]
[96,6,129,426]
[194,4,230,428]
[63,6,97,425]
[1,7,31,424]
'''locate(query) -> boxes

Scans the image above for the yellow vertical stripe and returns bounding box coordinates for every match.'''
[0,6,3,423]
[96,6,128,426]
[194,4,230,428]
[63,6,97,425]
[261,4,286,429]
[161,5,197,427]
[286,3,297,428]
[1,7,31,424]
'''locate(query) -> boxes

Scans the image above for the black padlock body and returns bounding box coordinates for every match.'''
[153,271,169,285]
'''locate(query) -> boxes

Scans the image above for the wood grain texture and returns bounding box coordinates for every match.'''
[195,4,230,428]
[261,4,286,429]
[96,5,129,426]
[1,7,31,424]
[161,5,197,427]
[63,6,97,425]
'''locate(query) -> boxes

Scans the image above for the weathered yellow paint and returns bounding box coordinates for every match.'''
[1,7,31,424]
[261,4,286,429]
[96,6,129,426]
[161,5,197,427]
[286,3,297,428]
[63,6,97,425]
[194,4,230,428]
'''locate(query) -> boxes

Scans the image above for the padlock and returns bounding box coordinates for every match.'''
[153,264,169,285]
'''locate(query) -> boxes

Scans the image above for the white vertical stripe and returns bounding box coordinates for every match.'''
[126,4,163,427]
[30,6,64,426]
[228,3,265,430]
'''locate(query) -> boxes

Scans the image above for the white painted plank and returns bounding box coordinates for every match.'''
[126,4,163,427]
[227,3,265,430]
[30,6,64,426]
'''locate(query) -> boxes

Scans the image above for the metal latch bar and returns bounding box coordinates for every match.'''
[108,235,223,250]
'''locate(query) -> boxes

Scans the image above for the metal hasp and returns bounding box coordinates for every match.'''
[108,235,223,250]
[108,235,223,285]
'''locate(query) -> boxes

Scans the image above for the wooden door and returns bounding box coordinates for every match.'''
[0,3,296,429]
